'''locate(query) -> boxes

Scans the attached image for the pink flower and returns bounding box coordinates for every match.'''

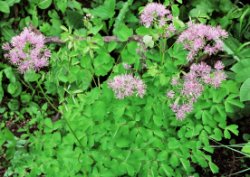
[166,23,176,37]
[2,27,50,73]
[168,61,226,120]
[108,74,146,99]
[214,61,224,70]
[210,71,227,88]
[182,79,204,98]
[2,43,11,50]
[166,90,175,99]
[140,3,171,28]
[175,103,193,120]
[122,63,132,70]
[204,45,217,55]
[177,23,228,61]
[171,77,178,86]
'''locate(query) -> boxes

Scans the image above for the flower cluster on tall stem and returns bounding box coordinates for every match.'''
[2,27,51,73]
[167,61,227,120]
[140,2,172,28]
[108,74,146,99]
[177,22,228,61]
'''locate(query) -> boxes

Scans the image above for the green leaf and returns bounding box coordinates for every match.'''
[171,5,180,16]
[21,93,32,103]
[226,124,239,136]
[224,129,231,139]
[225,95,244,113]
[114,23,133,41]
[209,161,219,174]
[121,42,140,64]
[7,82,22,97]
[180,158,191,172]
[92,101,106,120]
[55,0,67,13]
[113,101,126,118]
[0,72,3,103]
[7,99,19,111]
[161,165,174,176]
[116,138,130,148]
[91,0,116,20]
[4,67,16,83]
[0,1,10,13]
[202,111,216,127]
[168,138,180,149]
[6,0,21,7]
[210,128,223,141]
[38,0,52,9]
[136,26,154,36]
[153,116,163,127]
[240,78,250,101]
[44,118,53,129]
[169,153,180,167]
[242,142,250,154]
[199,130,209,146]
[24,70,41,82]
[193,150,208,167]
[94,53,114,76]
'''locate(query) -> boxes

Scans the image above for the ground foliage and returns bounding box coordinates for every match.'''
[0,0,250,176]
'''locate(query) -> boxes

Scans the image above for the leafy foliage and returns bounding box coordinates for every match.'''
[1,0,250,176]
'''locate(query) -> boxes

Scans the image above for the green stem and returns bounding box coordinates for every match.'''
[161,38,166,65]
[37,81,59,112]
[21,79,36,96]
[210,138,250,158]
[62,113,85,150]
[37,80,84,150]
[97,77,101,88]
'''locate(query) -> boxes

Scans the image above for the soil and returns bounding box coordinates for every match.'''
[196,115,250,177]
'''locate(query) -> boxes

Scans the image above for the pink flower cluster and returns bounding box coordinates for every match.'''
[177,22,228,61]
[165,23,176,37]
[140,3,172,28]
[167,61,227,120]
[2,27,51,73]
[108,74,146,99]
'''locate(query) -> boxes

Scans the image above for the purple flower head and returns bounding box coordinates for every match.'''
[171,77,179,86]
[2,27,51,73]
[182,79,204,98]
[122,63,132,70]
[108,74,146,99]
[166,23,176,37]
[210,71,227,88]
[2,43,11,50]
[190,62,211,77]
[140,3,171,28]
[177,23,228,61]
[175,103,193,120]
[166,90,175,99]
[214,61,224,70]
[168,61,226,120]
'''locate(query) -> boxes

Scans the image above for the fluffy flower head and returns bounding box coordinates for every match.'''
[167,61,227,120]
[140,3,171,28]
[2,27,50,73]
[108,74,146,99]
[177,22,228,61]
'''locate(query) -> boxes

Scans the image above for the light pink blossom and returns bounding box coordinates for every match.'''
[2,27,51,73]
[108,74,146,99]
[177,22,228,61]
[214,61,225,70]
[166,90,175,99]
[168,61,226,120]
[140,3,171,28]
